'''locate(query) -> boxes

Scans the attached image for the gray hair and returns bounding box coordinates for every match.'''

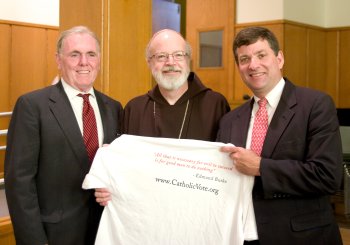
[145,29,192,60]
[56,26,101,54]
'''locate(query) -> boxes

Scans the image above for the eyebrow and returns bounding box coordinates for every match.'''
[239,49,267,57]
[68,50,98,55]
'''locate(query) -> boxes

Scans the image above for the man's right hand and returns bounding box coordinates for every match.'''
[95,188,111,206]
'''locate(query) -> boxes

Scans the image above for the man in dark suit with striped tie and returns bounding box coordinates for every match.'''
[218,26,343,245]
[5,26,123,245]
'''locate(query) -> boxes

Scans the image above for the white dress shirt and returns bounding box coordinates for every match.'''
[61,79,104,147]
[243,78,285,240]
[246,78,286,150]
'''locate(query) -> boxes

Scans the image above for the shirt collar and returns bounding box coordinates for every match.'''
[253,78,285,109]
[61,78,96,100]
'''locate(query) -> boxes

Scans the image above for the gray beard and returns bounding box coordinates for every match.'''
[152,68,190,91]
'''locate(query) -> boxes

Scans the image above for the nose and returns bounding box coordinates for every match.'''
[165,54,176,65]
[248,56,260,70]
[79,54,88,65]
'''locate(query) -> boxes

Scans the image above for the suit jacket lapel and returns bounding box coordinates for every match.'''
[231,100,253,147]
[262,79,296,157]
[48,82,89,167]
[95,90,114,144]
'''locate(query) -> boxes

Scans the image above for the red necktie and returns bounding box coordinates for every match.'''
[251,98,268,156]
[78,93,99,163]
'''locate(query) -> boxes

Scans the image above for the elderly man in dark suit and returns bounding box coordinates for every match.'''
[5,26,123,245]
[218,27,343,245]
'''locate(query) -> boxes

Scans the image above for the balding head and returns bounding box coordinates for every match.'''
[145,29,192,60]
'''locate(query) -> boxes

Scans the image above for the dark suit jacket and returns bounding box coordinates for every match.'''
[5,81,123,245]
[217,78,343,245]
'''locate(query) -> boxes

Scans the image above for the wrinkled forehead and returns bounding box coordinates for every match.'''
[61,33,100,53]
[237,39,271,53]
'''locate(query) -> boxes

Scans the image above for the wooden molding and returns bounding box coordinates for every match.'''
[235,19,350,32]
[0,19,58,30]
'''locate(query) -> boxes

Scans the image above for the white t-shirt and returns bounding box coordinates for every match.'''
[83,135,256,245]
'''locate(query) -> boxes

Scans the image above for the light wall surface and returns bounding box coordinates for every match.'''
[0,0,59,26]
[236,0,284,24]
[0,0,349,28]
[325,0,350,27]
[284,0,326,27]
[237,0,350,27]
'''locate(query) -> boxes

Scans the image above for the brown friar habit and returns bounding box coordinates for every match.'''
[123,72,230,141]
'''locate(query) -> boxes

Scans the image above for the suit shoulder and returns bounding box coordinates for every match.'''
[220,100,250,122]
[283,79,335,109]
[16,86,54,102]
[295,85,328,96]
[293,85,335,106]
[94,90,122,107]
[285,78,332,100]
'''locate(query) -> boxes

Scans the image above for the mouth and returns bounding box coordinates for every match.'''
[249,72,264,78]
[162,67,181,74]
[76,70,90,74]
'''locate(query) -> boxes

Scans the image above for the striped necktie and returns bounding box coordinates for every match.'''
[251,98,268,156]
[78,93,99,163]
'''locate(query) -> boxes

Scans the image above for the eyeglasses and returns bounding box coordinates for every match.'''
[149,51,188,62]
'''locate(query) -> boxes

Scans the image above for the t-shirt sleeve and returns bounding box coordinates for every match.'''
[82,148,110,189]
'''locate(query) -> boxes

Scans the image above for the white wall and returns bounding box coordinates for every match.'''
[325,0,350,27]
[284,0,326,27]
[0,0,349,28]
[0,0,59,26]
[237,0,350,28]
[236,0,284,24]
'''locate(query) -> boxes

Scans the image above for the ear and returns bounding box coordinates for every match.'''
[277,50,284,69]
[146,58,152,69]
[55,53,61,69]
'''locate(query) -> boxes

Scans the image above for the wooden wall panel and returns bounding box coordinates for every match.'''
[59,0,102,35]
[0,217,15,245]
[0,25,11,169]
[0,24,10,114]
[0,24,10,177]
[46,30,59,86]
[10,26,47,107]
[307,29,328,93]
[283,24,307,87]
[108,0,152,105]
[10,26,48,107]
[326,31,339,104]
[339,30,350,108]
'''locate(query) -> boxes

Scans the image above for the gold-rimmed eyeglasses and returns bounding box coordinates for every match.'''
[149,51,188,62]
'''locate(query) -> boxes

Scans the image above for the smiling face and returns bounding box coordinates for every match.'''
[147,30,190,92]
[56,33,100,92]
[236,39,284,97]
